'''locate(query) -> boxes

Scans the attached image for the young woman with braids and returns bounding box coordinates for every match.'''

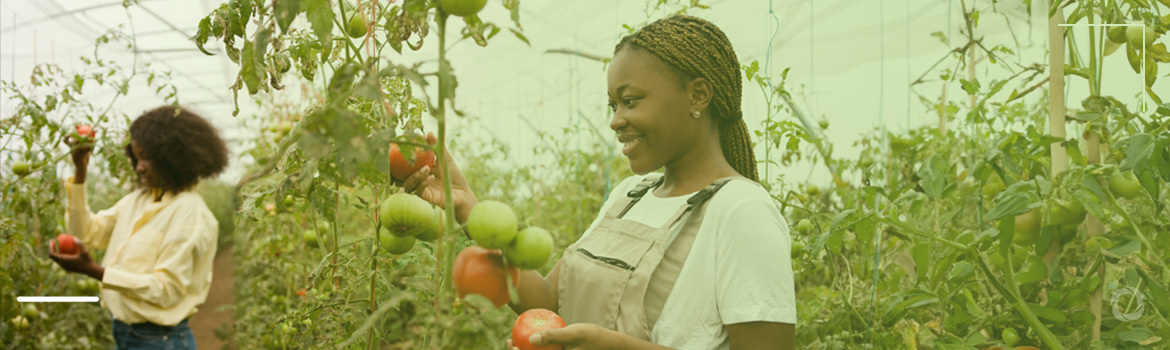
[49,106,228,349]
[399,15,795,349]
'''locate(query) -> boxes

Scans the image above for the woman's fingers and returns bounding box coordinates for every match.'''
[401,166,431,193]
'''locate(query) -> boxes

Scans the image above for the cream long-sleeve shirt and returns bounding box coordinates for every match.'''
[64,179,218,326]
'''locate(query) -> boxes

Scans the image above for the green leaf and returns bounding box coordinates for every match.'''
[1026,303,1070,324]
[1118,328,1153,343]
[912,243,929,282]
[916,155,949,198]
[304,0,333,47]
[960,78,980,95]
[985,192,1039,223]
[948,261,974,283]
[509,28,530,45]
[275,0,303,33]
[1120,133,1154,172]
[240,40,260,94]
[1109,240,1141,256]
[194,17,215,55]
[1136,268,1170,316]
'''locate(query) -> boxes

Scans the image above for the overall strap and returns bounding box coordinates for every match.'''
[606,174,665,219]
[643,176,744,331]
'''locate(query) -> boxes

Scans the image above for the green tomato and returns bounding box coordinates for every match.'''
[1015,255,1048,285]
[791,240,806,258]
[466,200,518,249]
[794,219,815,234]
[346,15,368,38]
[1109,171,1143,199]
[1013,209,1042,246]
[380,193,433,237]
[1107,26,1127,44]
[440,0,488,17]
[982,174,1005,199]
[414,207,443,242]
[1126,24,1157,48]
[1084,236,1100,250]
[1048,200,1086,226]
[303,230,319,247]
[11,161,31,176]
[804,184,820,196]
[1002,327,1020,346]
[504,226,554,270]
[11,315,28,330]
[379,233,415,255]
[22,304,38,319]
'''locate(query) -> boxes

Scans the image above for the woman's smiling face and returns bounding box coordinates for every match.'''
[607,49,707,175]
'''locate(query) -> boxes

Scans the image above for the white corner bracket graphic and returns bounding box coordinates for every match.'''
[1057,22,1154,113]
[17,296,100,303]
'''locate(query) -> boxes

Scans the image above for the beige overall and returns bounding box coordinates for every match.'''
[558,174,743,340]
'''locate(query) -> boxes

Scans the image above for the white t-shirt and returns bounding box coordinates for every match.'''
[575,174,796,350]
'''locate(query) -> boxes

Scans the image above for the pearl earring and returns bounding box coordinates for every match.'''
[692,111,700,118]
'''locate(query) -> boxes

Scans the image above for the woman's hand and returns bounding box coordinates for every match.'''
[394,132,478,223]
[48,239,104,281]
[504,323,673,350]
[64,128,97,184]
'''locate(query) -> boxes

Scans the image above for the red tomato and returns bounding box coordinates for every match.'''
[57,234,79,255]
[452,246,518,307]
[388,142,436,180]
[75,125,95,139]
[512,308,566,350]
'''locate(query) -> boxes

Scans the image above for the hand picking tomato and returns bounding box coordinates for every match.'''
[56,234,79,255]
[74,124,96,142]
[453,246,518,307]
[388,142,436,180]
[512,308,567,350]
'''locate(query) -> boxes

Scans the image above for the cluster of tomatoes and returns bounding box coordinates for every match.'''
[383,136,567,349]
[9,125,94,177]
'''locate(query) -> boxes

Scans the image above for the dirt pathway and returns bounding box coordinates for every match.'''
[191,244,235,349]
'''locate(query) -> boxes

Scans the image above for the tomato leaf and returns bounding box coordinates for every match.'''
[916,155,949,198]
[304,0,333,48]
[912,243,929,282]
[1120,133,1154,172]
[1135,268,1170,317]
[1026,303,1069,324]
[275,0,303,33]
[194,17,215,55]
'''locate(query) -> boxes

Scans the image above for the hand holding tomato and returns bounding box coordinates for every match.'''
[64,125,99,180]
[512,309,567,350]
[507,323,618,350]
[55,234,79,255]
[395,132,479,224]
[48,237,102,280]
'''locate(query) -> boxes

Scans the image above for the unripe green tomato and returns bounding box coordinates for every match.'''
[347,15,368,38]
[790,240,806,258]
[795,219,815,234]
[440,0,488,17]
[11,161,31,176]
[1002,327,1020,346]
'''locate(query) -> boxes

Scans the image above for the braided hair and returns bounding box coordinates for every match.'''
[615,15,759,182]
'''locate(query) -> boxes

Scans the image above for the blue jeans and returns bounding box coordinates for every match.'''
[112,318,197,350]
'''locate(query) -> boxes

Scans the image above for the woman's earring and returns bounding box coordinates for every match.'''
[692,111,701,118]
